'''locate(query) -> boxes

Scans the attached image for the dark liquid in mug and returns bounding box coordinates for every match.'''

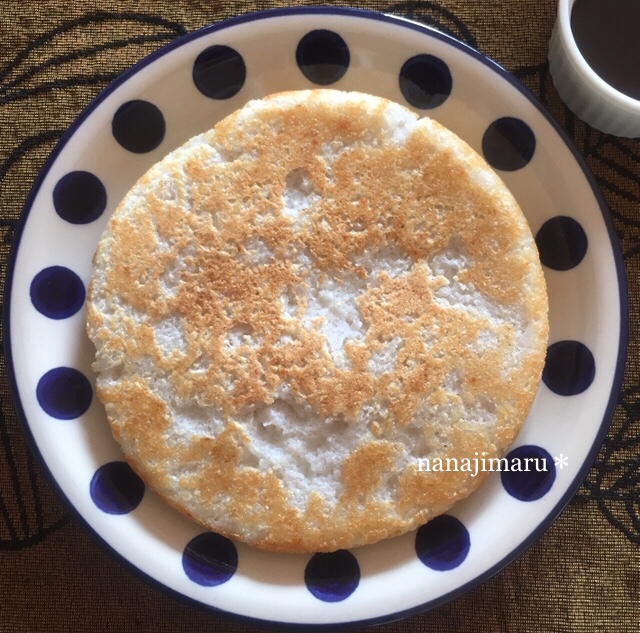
[570,0,640,100]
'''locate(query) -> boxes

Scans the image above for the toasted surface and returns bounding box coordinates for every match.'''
[87,89,548,552]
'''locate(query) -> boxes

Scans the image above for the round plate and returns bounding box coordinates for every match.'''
[4,7,627,629]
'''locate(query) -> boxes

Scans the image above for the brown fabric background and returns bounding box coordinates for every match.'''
[0,1,638,631]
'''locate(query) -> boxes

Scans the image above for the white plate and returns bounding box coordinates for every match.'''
[4,7,627,628]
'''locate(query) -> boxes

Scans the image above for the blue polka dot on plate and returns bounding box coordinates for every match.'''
[482,117,536,171]
[30,266,84,319]
[53,171,106,224]
[535,216,588,270]
[192,45,246,99]
[112,100,165,154]
[296,30,350,85]
[36,367,92,420]
[543,340,595,396]
[501,445,555,501]
[182,532,238,586]
[399,54,452,109]
[90,461,145,514]
[305,550,360,602]
[415,515,470,571]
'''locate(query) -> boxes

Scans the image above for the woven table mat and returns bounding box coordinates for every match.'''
[1,1,638,631]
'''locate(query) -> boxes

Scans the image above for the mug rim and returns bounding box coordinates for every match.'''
[557,0,640,112]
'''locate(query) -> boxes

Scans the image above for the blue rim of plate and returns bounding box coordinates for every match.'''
[2,6,628,630]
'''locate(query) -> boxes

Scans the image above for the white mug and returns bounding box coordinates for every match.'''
[548,0,640,137]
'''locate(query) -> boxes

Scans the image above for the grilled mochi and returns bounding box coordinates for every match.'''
[86,89,549,553]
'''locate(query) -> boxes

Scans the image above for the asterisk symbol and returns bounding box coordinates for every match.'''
[554,453,569,470]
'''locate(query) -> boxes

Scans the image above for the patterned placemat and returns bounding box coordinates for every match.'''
[1,1,638,631]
